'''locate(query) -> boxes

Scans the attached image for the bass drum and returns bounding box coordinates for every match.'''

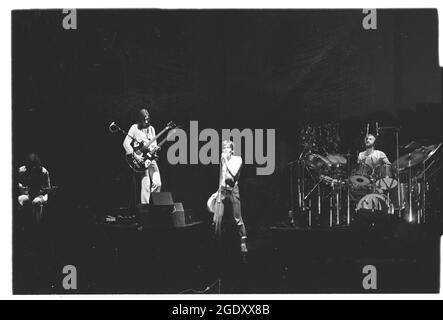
[356,193,394,215]
[350,184,372,200]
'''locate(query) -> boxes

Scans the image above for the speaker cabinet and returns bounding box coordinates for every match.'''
[151,192,174,206]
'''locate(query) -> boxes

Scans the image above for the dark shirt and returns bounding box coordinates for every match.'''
[18,166,51,197]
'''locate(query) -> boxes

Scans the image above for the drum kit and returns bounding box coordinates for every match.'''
[289,140,441,228]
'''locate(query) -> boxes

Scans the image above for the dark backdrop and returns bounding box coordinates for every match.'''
[12,9,441,228]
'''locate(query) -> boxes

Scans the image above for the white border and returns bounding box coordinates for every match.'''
[1,0,441,300]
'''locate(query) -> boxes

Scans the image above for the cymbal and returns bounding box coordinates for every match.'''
[427,143,441,161]
[401,141,421,150]
[326,153,347,165]
[402,139,436,149]
[393,144,441,170]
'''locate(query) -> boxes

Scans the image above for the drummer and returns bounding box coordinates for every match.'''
[358,134,391,169]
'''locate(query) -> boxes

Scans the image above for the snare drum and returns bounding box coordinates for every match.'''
[350,163,373,188]
[374,164,398,191]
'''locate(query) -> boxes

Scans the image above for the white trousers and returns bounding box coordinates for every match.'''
[141,161,162,204]
[18,194,48,224]
[18,194,48,206]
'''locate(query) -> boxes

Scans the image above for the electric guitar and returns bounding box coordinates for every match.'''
[127,123,178,171]
[19,185,60,197]
[110,121,177,172]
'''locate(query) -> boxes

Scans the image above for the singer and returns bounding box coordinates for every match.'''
[213,140,248,257]
[358,134,391,169]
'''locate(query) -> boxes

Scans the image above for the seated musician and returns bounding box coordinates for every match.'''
[358,134,391,169]
[17,153,51,225]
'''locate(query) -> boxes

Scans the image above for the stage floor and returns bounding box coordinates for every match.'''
[13,211,442,294]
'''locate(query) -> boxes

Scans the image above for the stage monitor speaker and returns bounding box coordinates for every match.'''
[151,192,174,206]
[172,202,186,227]
[139,192,175,227]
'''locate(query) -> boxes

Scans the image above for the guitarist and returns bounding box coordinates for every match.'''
[17,153,51,225]
[123,108,162,204]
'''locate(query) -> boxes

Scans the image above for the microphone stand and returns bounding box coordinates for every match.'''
[109,123,143,220]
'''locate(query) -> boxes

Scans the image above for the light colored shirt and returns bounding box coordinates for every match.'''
[220,155,242,188]
[358,149,390,168]
[123,124,157,155]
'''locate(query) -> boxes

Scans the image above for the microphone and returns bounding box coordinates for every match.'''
[376,122,379,136]
[366,123,370,137]
[109,122,119,133]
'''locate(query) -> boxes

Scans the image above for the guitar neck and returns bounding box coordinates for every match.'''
[158,128,178,148]
[140,126,173,152]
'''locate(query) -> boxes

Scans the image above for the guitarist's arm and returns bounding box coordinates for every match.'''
[41,168,51,196]
[18,166,28,195]
[123,125,136,155]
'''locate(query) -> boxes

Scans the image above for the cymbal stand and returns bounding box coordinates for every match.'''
[336,186,341,226]
[288,161,296,226]
[346,153,351,225]
[323,186,335,228]
[289,150,309,227]
[302,159,321,227]
[421,160,427,224]
[304,178,324,201]
[408,154,413,223]
[318,182,322,228]
[300,160,305,214]
[395,129,402,218]
[303,175,324,228]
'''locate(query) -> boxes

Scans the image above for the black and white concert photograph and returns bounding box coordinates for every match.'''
[10,7,442,295]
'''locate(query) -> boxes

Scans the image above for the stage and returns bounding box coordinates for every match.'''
[13,207,442,294]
